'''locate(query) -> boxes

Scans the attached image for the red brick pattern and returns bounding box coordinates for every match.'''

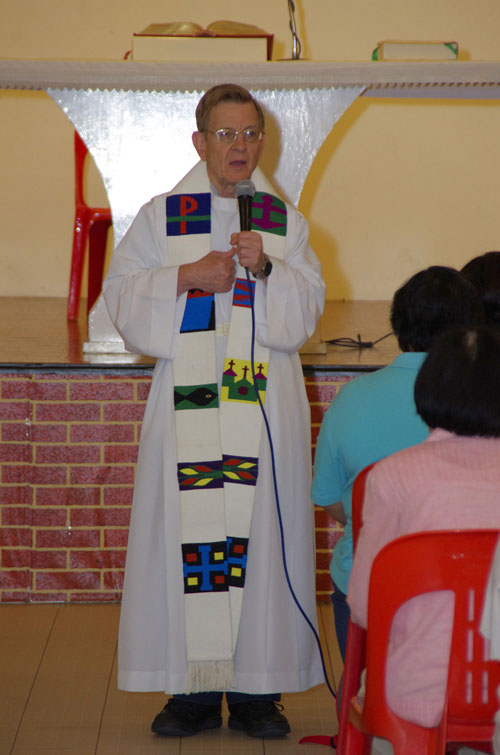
[307,374,353,602]
[0,369,353,604]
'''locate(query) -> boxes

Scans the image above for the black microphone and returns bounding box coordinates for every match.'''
[235,179,256,231]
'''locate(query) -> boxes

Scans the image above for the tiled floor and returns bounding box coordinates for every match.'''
[0,603,342,754]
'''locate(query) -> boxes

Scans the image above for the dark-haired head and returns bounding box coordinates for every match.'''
[461,251,500,328]
[414,325,500,437]
[195,83,265,132]
[390,266,483,352]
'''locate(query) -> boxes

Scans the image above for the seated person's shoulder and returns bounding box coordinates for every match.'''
[330,366,394,405]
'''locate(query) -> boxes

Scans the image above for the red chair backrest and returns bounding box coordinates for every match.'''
[361,529,500,746]
[351,463,375,549]
[74,130,88,207]
[336,463,375,754]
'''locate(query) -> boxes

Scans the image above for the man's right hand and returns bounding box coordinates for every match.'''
[177,250,237,296]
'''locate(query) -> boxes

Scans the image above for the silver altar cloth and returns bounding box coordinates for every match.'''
[46,84,365,350]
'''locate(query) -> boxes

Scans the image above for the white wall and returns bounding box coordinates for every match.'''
[1,0,500,300]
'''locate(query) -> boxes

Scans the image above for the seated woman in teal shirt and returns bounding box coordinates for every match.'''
[312,265,482,662]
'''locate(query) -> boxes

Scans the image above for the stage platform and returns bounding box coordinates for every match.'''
[0,297,397,369]
[0,298,397,605]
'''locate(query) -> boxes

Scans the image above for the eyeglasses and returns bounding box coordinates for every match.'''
[205,128,264,144]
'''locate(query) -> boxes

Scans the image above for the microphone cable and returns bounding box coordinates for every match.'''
[326,331,393,348]
[244,267,337,702]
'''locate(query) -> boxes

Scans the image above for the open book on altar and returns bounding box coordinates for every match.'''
[132,21,274,62]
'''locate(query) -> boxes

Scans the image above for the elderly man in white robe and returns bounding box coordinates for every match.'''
[103,83,326,740]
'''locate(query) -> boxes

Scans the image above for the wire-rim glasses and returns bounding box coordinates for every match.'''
[205,127,264,144]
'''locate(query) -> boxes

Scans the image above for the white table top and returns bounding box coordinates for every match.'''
[1,59,500,96]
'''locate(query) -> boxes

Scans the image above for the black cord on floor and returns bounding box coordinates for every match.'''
[326,331,393,349]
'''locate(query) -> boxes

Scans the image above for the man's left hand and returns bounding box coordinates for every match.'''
[230,231,265,277]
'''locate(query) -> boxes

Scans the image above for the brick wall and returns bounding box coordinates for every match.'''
[0,368,354,604]
[306,374,353,601]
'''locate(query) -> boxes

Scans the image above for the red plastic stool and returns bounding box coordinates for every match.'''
[67,131,112,320]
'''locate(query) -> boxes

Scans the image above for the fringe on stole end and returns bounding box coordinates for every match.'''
[186,660,236,693]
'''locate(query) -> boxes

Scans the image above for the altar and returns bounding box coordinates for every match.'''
[1,59,499,604]
[2,59,500,351]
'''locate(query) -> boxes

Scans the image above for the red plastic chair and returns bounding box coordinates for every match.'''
[67,131,112,320]
[300,463,377,750]
[351,463,375,552]
[336,463,375,754]
[343,529,500,754]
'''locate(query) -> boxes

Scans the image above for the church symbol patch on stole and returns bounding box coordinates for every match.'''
[177,459,223,489]
[221,358,268,404]
[222,454,259,486]
[174,383,218,410]
[227,537,249,588]
[251,192,287,236]
[182,541,228,593]
[180,289,215,333]
[181,537,249,593]
[232,278,255,309]
[166,193,211,236]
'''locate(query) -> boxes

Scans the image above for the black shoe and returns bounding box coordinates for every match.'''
[228,700,291,738]
[151,697,222,737]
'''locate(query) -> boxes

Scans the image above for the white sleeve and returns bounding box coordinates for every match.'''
[253,207,325,353]
[103,196,184,360]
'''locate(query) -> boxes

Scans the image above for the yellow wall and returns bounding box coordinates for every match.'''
[1,0,500,300]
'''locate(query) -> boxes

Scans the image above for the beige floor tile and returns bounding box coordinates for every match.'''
[1,603,341,755]
[0,605,59,754]
[319,602,344,693]
[12,605,119,753]
[98,658,176,754]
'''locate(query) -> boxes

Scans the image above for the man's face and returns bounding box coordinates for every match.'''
[192,101,265,198]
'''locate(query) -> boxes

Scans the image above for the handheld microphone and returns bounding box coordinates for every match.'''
[235,179,256,231]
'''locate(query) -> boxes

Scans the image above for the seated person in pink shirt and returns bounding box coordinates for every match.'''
[348,324,500,730]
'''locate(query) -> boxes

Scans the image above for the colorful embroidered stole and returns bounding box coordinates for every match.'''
[167,161,287,692]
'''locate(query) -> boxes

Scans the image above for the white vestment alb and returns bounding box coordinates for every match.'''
[103,164,326,694]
